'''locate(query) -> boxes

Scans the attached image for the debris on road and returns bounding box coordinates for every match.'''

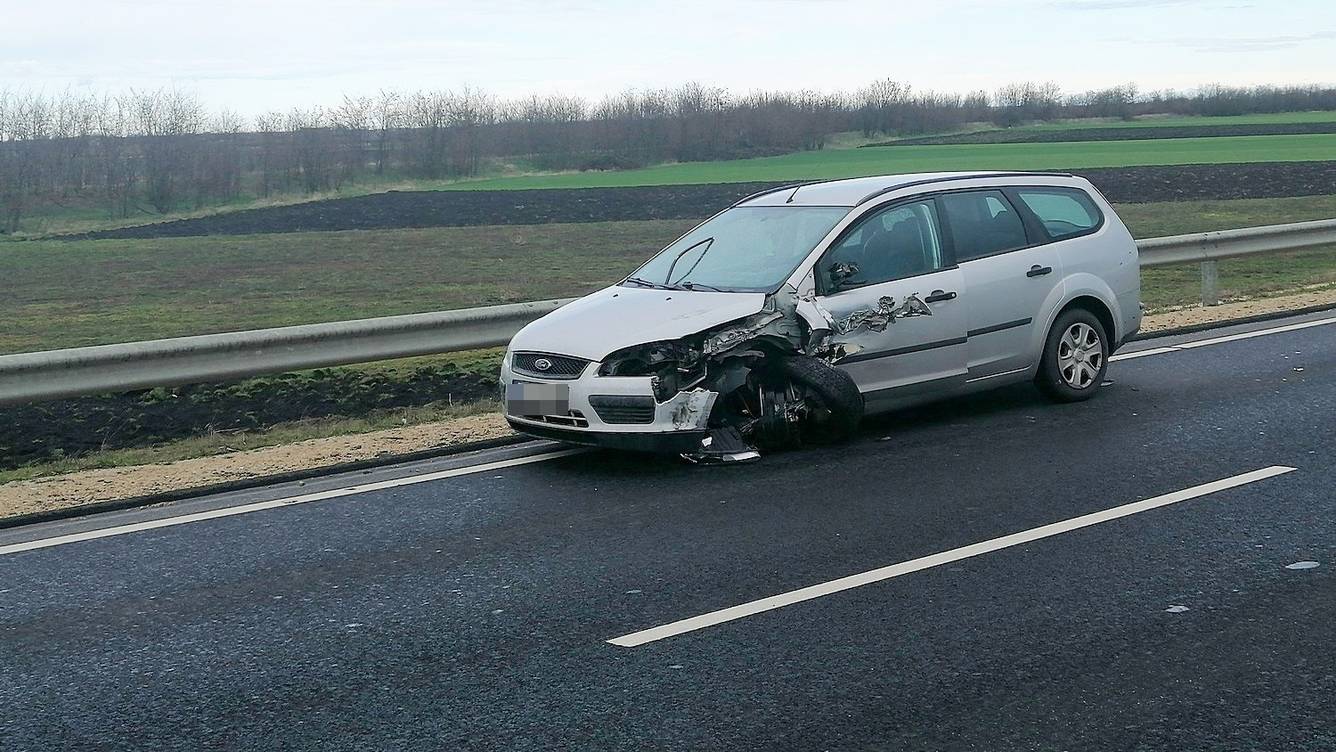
[1285,561,1320,570]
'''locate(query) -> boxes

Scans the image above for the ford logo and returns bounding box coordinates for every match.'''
[533,358,553,371]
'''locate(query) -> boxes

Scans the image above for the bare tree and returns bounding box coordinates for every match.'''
[3,78,1336,235]
[125,89,204,212]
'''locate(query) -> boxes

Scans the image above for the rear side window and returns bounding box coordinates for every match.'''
[1014,188,1102,239]
[937,190,1029,261]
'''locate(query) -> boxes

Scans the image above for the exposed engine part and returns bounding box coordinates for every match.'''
[751,381,804,449]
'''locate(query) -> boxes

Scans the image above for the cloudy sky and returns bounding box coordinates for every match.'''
[2,0,1333,116]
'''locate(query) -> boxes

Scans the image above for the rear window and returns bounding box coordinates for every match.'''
[1014,188,1102,239]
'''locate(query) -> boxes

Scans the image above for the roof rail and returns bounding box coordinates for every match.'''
[731,180,827,207]
[855,171,1076,206]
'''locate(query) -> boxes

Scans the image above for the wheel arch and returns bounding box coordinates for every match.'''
[1056,295,1117,350]
[1043,272,1126,351]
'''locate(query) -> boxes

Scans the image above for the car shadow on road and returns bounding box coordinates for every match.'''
[858,382,1053,437]
[557,381,1069,478]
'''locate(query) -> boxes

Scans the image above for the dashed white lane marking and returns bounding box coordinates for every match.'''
[607,465,1297,647]
[0,449,584,557]
[1111,315,1336,362]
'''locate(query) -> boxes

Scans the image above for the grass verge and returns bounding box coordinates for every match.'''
[5,195,1336,354]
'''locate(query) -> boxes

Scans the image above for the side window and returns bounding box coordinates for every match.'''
[821,200,945,291]
[1013,188,1102,239]
[938,190,1030,261]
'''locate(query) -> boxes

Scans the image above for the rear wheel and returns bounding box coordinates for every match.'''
[1036,309,1108,402]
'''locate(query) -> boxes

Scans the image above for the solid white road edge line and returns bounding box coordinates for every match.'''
[1111,314,1336,362]
[0,448,585,557]
[606,465,1297,648]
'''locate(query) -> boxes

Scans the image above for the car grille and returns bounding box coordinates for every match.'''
[512,352,590,380]
[522,410,590,428]
[588,395,656,424]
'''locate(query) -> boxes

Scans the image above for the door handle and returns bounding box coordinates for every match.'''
[924,289,957,303]
[1027,265,1053,278]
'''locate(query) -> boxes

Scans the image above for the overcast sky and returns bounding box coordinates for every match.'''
[2,0,1333,117]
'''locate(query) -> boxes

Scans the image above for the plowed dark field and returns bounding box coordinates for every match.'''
[77,161,1336,240]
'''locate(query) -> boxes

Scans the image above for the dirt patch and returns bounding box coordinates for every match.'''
[4,287,1334,520]
[1140,285,1336,331]
[0,413,512,520]
[866,122,1336,147]
[70,162,1336,240]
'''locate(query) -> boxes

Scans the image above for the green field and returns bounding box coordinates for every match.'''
[7,111,1336,240]
[5,195,1336,355]
[440,134,1336,192]
[1018,111,1336,131]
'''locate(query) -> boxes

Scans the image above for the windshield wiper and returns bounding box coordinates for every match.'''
[671,281,728,292]
[623,276,674,289]
[664,236,714,287]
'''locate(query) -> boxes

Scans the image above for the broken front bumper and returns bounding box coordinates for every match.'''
[501,358,717,453]
[504,418,708,453]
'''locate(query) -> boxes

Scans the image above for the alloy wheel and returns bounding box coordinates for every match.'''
[1057,322,1104,389]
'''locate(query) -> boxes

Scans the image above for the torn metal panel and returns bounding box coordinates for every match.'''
[833,294,932,335]
[701,287,805,357]
[668,388,718,430]
[795,296,836,336]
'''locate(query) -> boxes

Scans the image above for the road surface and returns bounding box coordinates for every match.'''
[2,311,1334,751]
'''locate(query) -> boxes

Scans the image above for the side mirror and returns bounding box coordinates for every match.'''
[827,261,860,290]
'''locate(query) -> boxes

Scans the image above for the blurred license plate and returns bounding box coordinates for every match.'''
[506,382,570,415]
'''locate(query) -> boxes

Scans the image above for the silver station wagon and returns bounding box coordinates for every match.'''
[503,171,1141,462]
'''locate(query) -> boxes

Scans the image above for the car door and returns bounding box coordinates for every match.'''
[812,198,968,401]
[937,189,1063,380]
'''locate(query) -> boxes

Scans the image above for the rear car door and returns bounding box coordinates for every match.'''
[813,198,967,399]
[938,189,1063,380]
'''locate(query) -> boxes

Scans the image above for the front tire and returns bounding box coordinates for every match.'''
[1036,309,1108,402]
[777,355,864,443]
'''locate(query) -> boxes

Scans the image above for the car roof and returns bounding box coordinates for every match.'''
[736,171,1080,208]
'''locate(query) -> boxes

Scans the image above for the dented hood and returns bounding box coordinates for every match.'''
[509,285,769,361]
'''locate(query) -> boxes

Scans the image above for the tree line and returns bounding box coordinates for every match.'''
[2,80,1334,234]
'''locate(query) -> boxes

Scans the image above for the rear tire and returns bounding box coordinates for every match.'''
[777,355,864,443]
[1036,308,1109,403]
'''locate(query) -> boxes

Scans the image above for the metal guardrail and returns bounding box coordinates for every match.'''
[0,299,574,406]
[1134,218,1336,267]
[1,219,1333,406]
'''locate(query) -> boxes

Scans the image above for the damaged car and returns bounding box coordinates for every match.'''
[502,171,1142,461]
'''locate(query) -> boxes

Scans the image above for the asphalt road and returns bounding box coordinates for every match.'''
[2,311,1334,751]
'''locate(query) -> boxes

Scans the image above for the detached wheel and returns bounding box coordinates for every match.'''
[1036,309,1108,403]
[777,355,864,443]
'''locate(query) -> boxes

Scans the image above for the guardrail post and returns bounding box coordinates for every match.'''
[1200,260,1219,307]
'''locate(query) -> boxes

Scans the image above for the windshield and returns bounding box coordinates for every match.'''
[626,206,850,292]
